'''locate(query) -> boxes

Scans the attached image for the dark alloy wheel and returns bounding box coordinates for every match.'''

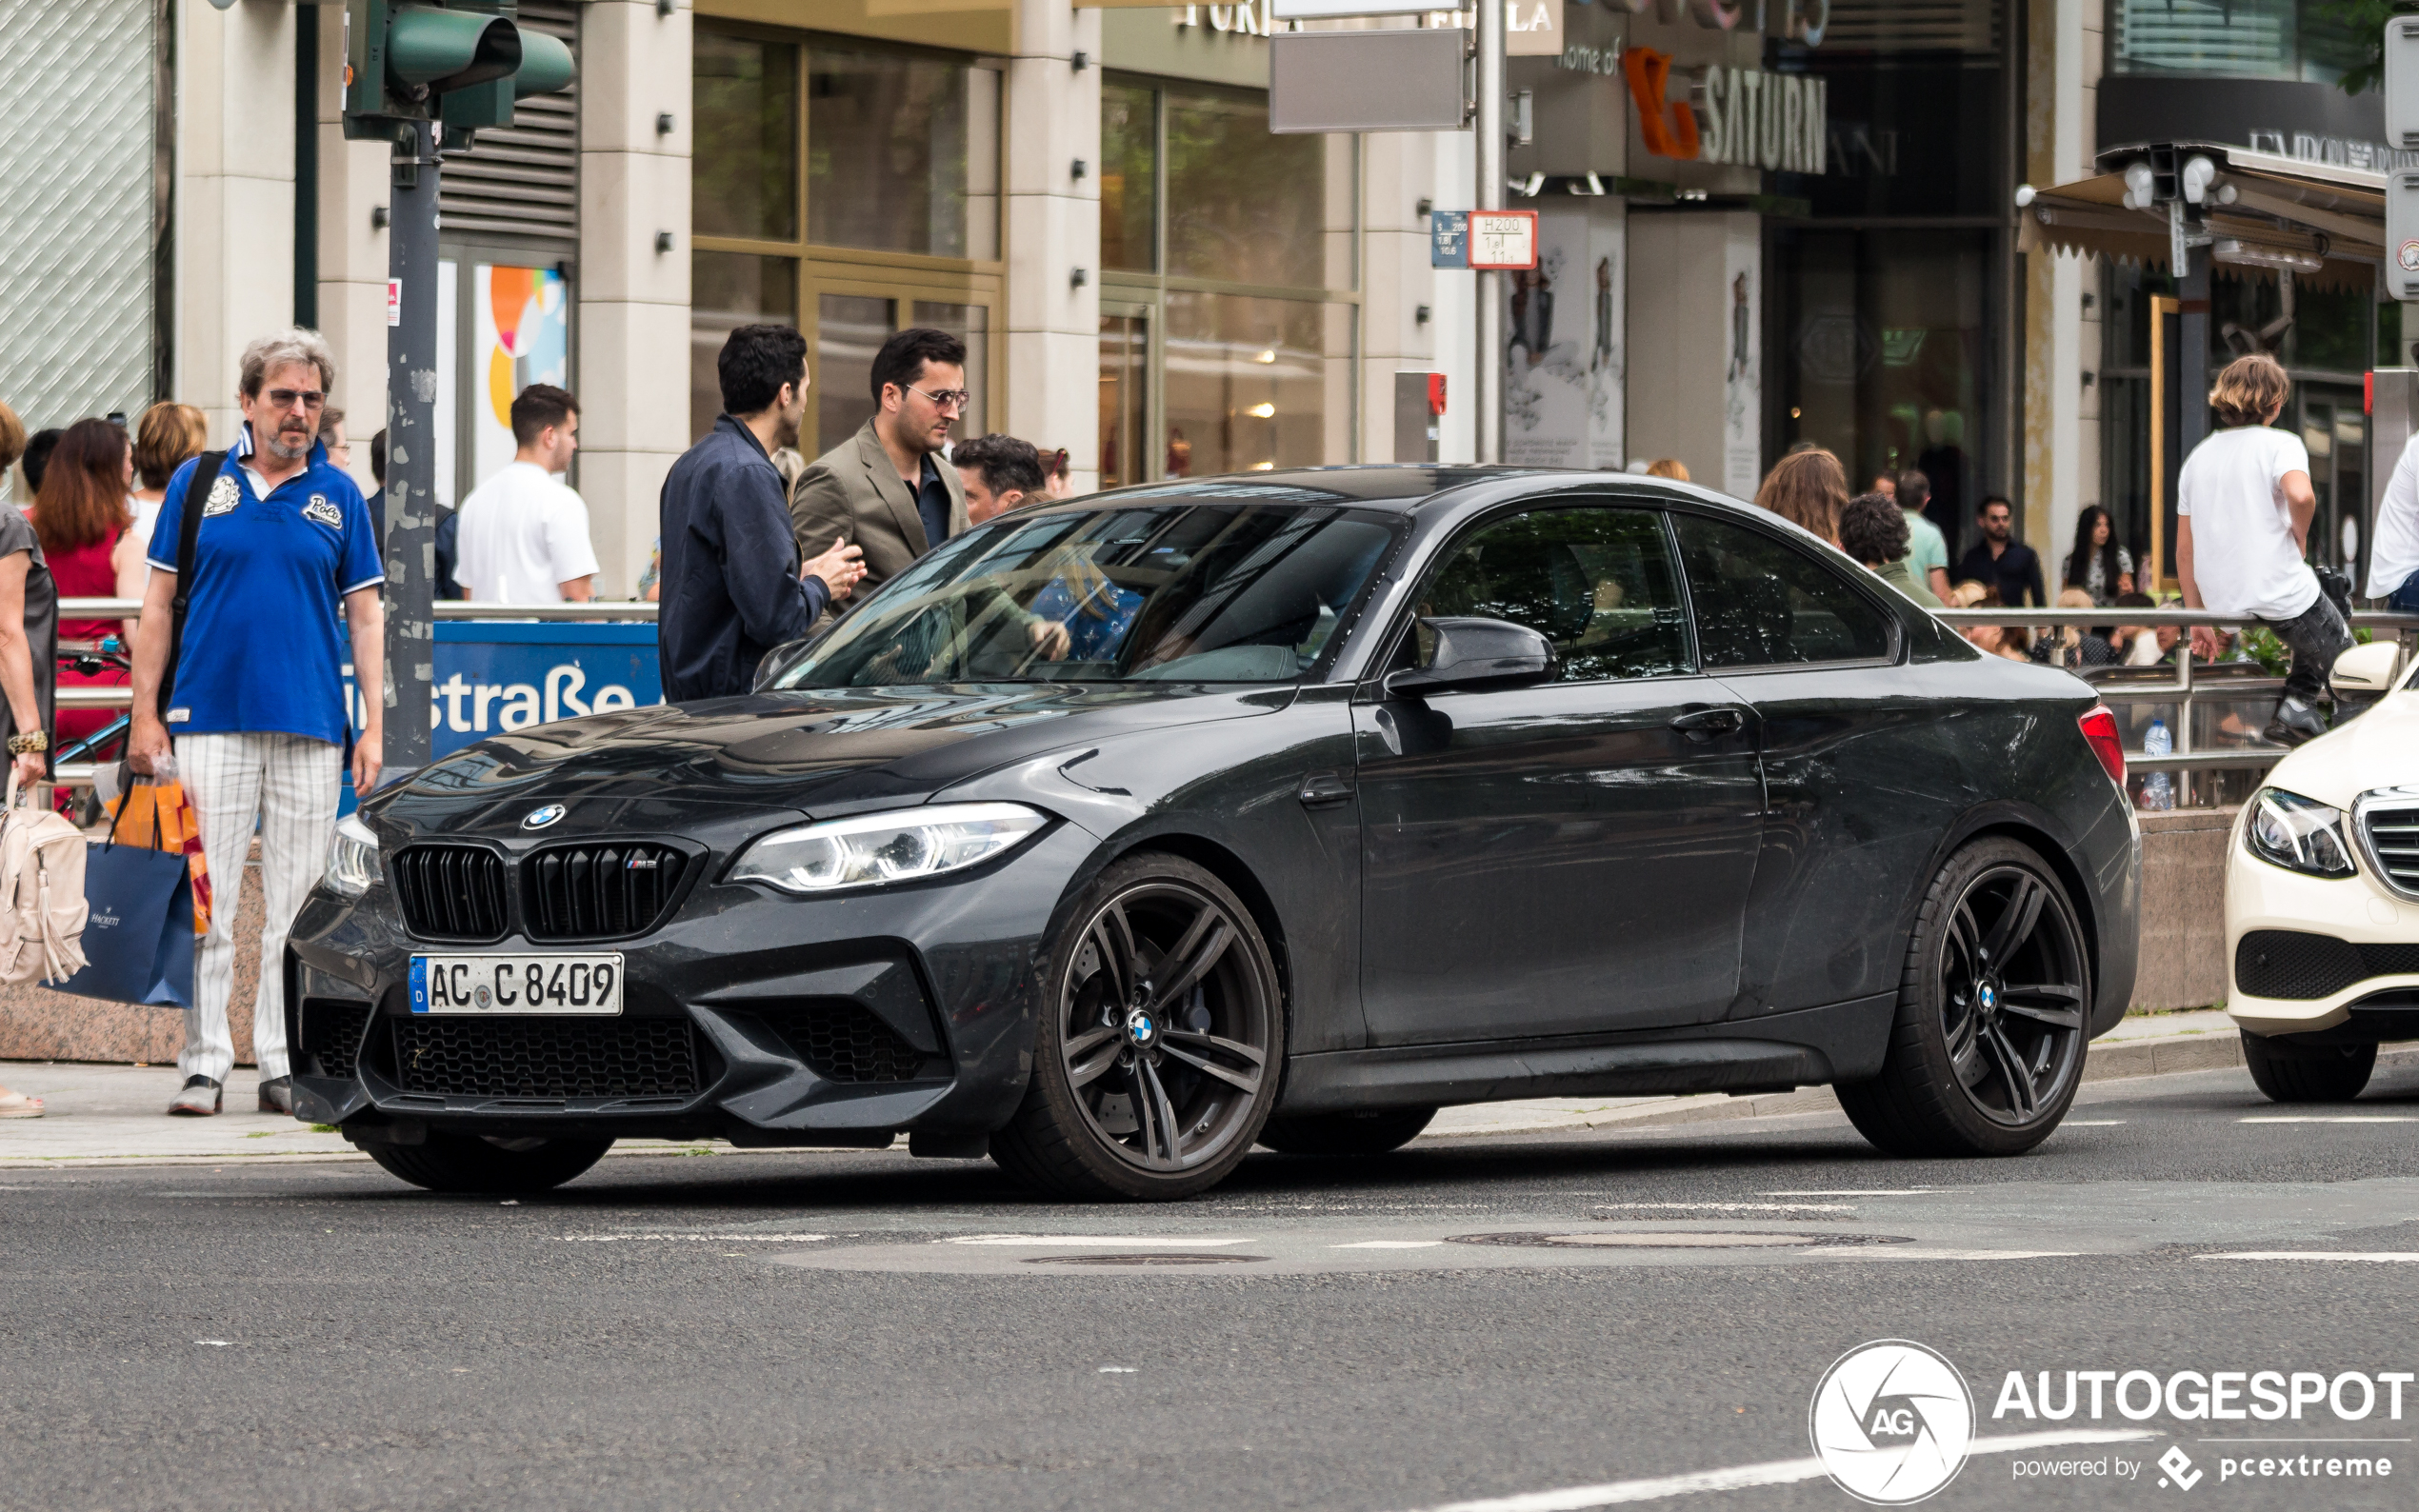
[1259,1106,1436,1156]
[364,1132,614,1194]
[990,854,1283,1200]
[2241,1031,2375,1103]
[1837,837,2090,1158]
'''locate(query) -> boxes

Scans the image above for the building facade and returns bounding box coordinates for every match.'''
[0,0,2396,600]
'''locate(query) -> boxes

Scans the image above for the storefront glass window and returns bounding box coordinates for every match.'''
[912,300,989,437]
[2109,0,2363,83]
[1782,60,2003,220]
[1102,84,1157,274]
[1773,228,1994,560]
[694,31,799,243]
[1100,313,1149,488]
[1163,292,1332,476]
[691,250,799,444]
[1166,92,1325,288]
[807,45,999,260]
[816,293,890,448]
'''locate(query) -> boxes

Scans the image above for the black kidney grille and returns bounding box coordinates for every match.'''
[524,844,689,940]
[391,1018,700,1099]
[762,1003,927,1084]
[390,846,509,941]
[2235,929,2419,1001]
[300,998,370,1080]
[2362,805,2419,894]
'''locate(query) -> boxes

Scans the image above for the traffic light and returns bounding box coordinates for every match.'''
[342,1,575,142]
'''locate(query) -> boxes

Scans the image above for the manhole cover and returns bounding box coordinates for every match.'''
[1448,1231,1915,1250]
[1021,1253,1270,1266]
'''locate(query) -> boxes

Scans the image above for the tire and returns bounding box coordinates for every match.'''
[1836,837,2091,1158]
[2241,1031,2375,1103]
[1258,1107,1437,1155]
[990,853,1285,1201]
[365,1132,613,1194]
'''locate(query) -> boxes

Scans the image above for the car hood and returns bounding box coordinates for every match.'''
[2267,688,2419,808]
[371,682,1290,836]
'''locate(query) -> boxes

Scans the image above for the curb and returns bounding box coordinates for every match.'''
[1417,1037,2419,1142]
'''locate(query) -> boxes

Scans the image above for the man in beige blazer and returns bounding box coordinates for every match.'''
[790,328,972,599]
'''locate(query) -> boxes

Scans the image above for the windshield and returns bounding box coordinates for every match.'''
[775,502,1400,687]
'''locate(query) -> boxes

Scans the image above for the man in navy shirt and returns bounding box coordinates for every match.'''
[659,324,866,700]
[128,329,387,1118]
[1952,495,2049,609]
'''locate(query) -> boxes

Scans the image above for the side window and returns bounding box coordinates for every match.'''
[1670,512,1894,668]
[1415,506,1693,682]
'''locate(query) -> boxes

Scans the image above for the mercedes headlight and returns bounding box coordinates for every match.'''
[324,812,383,897]
[731,803,1048,894]
[2245,787,2355,879]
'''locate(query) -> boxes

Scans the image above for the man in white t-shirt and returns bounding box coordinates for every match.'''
[2176,353,2353,746]
[455,384,600,603]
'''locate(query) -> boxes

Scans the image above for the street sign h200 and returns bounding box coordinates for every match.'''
[1430,210,1538,271]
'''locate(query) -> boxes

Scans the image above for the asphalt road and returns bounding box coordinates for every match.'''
[6,1061,2418,1512]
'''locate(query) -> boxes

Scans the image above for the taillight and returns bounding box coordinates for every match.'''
[2078,705,2126,787]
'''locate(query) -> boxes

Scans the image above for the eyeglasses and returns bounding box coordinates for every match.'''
[265,388,326,411]
[908,386,971,412]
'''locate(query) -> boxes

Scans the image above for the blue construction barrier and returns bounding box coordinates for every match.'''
[341,618,662,812]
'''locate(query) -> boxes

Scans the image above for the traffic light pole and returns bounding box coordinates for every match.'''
[382,119,439,780]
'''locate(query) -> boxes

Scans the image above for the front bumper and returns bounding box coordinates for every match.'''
[2224,826,2419,1037]
[284,821,1098,1144]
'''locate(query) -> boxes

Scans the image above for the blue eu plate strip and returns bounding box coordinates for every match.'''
[409,956,429,1014]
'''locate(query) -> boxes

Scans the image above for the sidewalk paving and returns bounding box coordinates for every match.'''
[0,1009,2276,1167]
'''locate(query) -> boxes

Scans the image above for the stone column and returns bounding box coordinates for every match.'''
[1359,132,1439,465]
[315,14,391,494]
[2022,0,2093,566]
[175,0,296,443]
[1004,0,1101,491]
[1627,210,1761,493]
[578,0,693,596]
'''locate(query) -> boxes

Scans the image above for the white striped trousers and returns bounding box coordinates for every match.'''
[176,731,342,1084]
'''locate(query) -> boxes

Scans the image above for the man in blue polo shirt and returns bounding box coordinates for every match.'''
[128,328,387,1118]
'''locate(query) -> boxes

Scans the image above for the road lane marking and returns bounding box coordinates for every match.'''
[944,1235,1249,1247]
[2198,1251,2419,1262]
[1811,1248,2081,1262]
[1390,1429,2159,1512]
[555,1233,830,1243]
[1332,1241,1446,1249]
[2239,1116,2419,1124]
[1592,1203,1855,1214]
[1760,1188,1968,1196]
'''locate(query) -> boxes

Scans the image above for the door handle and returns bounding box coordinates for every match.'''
[1669,706,1746,742]
[1298,770,1354,807]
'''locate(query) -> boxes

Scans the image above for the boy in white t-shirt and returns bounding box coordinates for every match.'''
[454,384,600,604]
[2175,353,2353,746]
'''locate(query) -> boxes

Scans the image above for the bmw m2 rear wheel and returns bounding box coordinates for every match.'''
[990,854,1283,1201]
[365,1132,614,1194]
[1836,838,2089,1158]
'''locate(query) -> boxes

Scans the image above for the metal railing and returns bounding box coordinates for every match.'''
[35,600,2413,792]
[44,598,656,790]
[1936,606,2418,780]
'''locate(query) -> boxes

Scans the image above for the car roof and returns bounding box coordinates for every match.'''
[1008,465,1740,515]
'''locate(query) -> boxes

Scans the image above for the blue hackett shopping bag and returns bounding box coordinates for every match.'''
[49,822,196,1009]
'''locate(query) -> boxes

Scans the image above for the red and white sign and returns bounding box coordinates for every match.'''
[1468,210,1539,270]
[387,279,402,327]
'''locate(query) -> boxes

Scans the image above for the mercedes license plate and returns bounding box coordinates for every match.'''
[410,954,624,1015]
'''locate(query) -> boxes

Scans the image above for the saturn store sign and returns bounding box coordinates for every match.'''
[1619,50,1830,174]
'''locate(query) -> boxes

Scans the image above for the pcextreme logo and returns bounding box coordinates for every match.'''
[1809,1341,1976,1505]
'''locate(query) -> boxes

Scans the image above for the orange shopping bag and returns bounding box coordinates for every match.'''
[104,778,213,938]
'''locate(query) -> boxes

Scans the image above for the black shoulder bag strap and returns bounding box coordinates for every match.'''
[159,449,232,723]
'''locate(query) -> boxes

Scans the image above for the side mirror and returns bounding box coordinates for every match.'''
[751,637,816,691]
[2330,641,2403,701]
[1382,616,1554,698]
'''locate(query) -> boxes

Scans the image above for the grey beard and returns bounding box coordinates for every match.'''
[265,432,310,461]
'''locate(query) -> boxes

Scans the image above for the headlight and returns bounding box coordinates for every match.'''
[324,812,382,897]
[730,802,1048,894]
[2245,787,2356,879]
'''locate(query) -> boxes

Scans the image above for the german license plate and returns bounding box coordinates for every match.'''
[410,954,624,1015]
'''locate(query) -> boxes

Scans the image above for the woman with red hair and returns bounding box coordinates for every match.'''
[33,418,146,747]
